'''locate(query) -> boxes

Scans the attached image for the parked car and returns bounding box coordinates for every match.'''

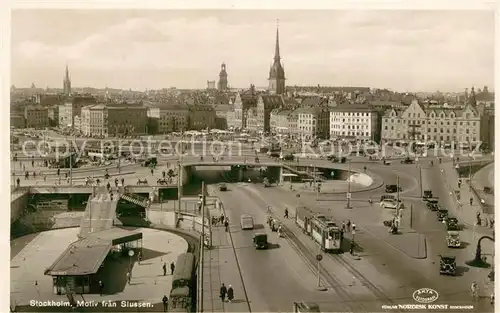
[437,209,449,222]
[445,217,459,231]
[400,157,415,164]
[446,231,461,248]
[385,184,402,193]
[219,183,228,191]
[423,190,433,200]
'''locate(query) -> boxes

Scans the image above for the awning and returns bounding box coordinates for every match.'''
[282,173,298,177]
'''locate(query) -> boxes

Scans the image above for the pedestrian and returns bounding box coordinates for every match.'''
[16,177,20,187]
[470,197,473,206]
[170,261,175,275]
[349,242,354,255]
[98,280,104,296]
[163,262,167,276]
[352,223,356,232]
[347,220,351,232]
[137,251,142,264]
[121,177,125,186]
[220,283,227,302]
[341,221,345,232]
[227,285,234,303]
[57,168,60,176]
[220,214,225,225]
[162,295,168,312]
[224,220,229,232]
[151,168,154,175]
[490,293,494,305]
[284,208,289,219]
[126,271,131,284]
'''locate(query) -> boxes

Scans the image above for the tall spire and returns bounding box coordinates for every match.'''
[274,19,280,62]
[65,64,70,80]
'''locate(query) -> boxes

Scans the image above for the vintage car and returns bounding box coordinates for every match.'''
[283,153,295,161]
[437,209,449,222]
[445,217,459,231]
[380,199,402,210]
[426,198,439,211]
[385,184,402,193]
[439,255,457,276]
[446,231,461,248]
[219,183,228,191]
[423,190,433,200]
[400,157,415,164]
[253,233,268,249]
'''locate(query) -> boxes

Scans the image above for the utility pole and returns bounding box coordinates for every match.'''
[418,164,423,198]
[200,181,205,313]
[346,161,352,209]
[410,204,413,228]
[396,176,401,217]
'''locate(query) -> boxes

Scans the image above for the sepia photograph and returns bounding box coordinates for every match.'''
[8,7,496,313]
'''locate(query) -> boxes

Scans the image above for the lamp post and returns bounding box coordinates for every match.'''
[346,161,352,209]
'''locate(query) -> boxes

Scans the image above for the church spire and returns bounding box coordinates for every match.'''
[63,63,72,97]
[274,19,280,62]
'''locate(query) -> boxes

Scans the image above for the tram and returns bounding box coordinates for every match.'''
[295,206,342,253]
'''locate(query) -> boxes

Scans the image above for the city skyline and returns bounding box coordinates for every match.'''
[11,9,495,92]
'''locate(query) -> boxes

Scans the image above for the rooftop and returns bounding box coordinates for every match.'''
[44,227,142,276]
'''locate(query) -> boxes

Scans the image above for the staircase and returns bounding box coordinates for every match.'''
[121,193,149,208]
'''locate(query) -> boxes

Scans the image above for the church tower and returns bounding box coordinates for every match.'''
[63,64,72,96]
[217,63,228,91]
[268,21,286,95]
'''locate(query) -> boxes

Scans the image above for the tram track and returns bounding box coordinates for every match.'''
[234,184,400,312]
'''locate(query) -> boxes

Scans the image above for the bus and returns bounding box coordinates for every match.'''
[240,215,255,230]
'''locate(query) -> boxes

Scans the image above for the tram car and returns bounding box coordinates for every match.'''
[295,206,314,234]
[170,253,196,312]
[310,215,342,253]
[295,206,342,253]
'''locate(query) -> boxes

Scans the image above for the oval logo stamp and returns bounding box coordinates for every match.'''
[412,288,439,303]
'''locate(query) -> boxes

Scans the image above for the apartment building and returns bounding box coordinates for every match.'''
[329,104,380,142]
[24,105,49,128]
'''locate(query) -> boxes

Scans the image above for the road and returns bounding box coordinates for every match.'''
[209,184,337,312]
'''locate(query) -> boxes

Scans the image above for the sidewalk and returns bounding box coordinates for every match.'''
[440,162,494,229]
[202,206,250,312]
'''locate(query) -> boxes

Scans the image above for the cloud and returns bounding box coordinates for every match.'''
[11,10,495,91]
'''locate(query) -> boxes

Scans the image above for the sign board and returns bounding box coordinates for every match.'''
[316,254,323,261]
[346,193,352,199]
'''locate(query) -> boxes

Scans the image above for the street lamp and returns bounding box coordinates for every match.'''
[466,235,494,268]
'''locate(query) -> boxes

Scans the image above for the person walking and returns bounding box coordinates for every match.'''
[121,177,125,186]
[224,219,229,232]
[162,262,167,276]
[227,285,234,303]
[137,251,142,264]
[284,208,289,219]
[220,283,227,302]
[98,280,104,296]
[126,271,131,284]
[471,281,478,300]
[162,295,168,312]
[470,197,473,206]
[347,220,351,232]
[150,168,154,175]
[170,261,175,275]
[16,177,20,187]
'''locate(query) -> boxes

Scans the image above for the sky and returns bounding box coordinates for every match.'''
[10,9,495,92]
